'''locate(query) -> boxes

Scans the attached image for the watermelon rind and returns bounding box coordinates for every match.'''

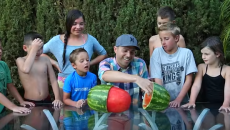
[87,85,112,113]
[143,83,170,111]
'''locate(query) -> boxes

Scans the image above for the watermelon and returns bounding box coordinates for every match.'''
[87,115,95,130]
[142,112,170,130]
[143,83,170,111]
[87,85,131,113]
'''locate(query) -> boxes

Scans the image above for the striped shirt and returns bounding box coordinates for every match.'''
[98,57,149,100]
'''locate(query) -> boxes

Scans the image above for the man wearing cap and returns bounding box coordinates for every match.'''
[98,34,153,103]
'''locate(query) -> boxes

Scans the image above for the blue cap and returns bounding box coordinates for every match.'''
[115,34,140,50]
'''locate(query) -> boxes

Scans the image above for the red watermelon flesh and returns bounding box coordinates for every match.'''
[107,87,131,113]
[143,93,152,108]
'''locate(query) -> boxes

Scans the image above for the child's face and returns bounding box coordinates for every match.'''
[71,17,85,36]
[23,39,43,58]
[157,16,171,28]
[24,44,43,58]
[159,30,179,54]
[201,47,220,65]
[71,52,90,75]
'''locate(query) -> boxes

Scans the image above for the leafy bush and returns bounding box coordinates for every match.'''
[220,0,230,64]
[0,0,224,101]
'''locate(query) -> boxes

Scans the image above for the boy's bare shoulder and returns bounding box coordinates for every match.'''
[149,35,159,44]
[179,34,184,39]
[149,35,161,50]
[40,56,50,63]
[178,35,186,48]
[16,56,26,62]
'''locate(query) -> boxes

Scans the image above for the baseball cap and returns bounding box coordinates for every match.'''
[115,34,140,50]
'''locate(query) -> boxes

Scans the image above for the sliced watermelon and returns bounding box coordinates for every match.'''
[87,85,131,113]
[143,83,170,111]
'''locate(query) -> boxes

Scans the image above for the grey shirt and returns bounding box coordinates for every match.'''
[150,47,197,102]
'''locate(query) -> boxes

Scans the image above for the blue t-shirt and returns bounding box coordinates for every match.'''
[43,34,107,77]
[63,71,97,101]
[63,110,94,130]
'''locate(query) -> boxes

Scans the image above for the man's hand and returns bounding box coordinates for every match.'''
[135,76,153,94]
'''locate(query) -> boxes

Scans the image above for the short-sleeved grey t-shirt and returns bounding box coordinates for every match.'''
[150,47,197,102]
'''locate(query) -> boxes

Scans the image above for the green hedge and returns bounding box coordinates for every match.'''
[0,0,226,91]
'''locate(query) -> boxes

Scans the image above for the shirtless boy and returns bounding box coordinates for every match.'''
[0,38,33,114]
[149,6,186,57]
[16,32,62,106]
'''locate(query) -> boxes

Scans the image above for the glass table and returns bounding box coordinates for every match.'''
[0,103,229,130]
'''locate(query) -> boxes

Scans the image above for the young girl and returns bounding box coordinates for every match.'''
[182,36,230,112]
[42,9,107,99]
[63,48,97,108]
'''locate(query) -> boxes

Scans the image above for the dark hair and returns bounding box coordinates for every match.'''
[157,6,176,21]
[201,36,225,66]
[69,48,87,63]
[24,32,43,45]
[63,9,85,66]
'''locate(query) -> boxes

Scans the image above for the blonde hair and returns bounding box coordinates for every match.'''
[158,23,180,37]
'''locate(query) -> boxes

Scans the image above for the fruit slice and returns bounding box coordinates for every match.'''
[87,85,131,113]
[143,83,170,111]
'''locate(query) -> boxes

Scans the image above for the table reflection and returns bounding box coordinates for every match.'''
[0,103,229,130]
[62,105,94,130]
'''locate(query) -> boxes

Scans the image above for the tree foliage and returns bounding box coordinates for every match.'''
[220,0,230,60]
[0,0,226,98]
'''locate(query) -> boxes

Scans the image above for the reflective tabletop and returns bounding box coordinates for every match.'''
[0,103,229,130]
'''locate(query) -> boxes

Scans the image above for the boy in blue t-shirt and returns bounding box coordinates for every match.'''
[63,48,97,108]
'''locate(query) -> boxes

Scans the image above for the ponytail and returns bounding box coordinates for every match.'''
[63,32,69,66]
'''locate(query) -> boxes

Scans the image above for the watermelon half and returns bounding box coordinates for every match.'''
[87,85,131,113]
[143,83,170,111]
